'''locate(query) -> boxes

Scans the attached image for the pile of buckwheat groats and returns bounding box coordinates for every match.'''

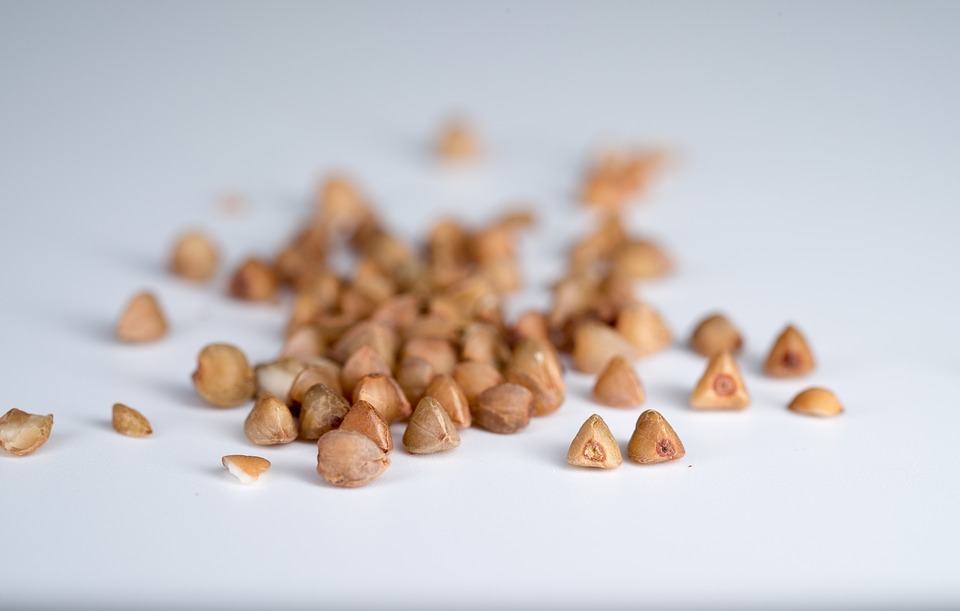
[0,120,842,485]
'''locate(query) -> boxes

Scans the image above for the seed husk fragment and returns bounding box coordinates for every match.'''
[627,409,685,464]
[254,359,305,403]
[316,429,390,488]
[222,455,271,484]
[592,356,645,407]
[340,345,392,397]
[112,403,152,437]
[504,338,565,416]
[116,291,168,343]
[192,343,256,407]
[690,313,743,357]
[339,400,393,453]
[566,414,622,469]
[788,387,843,417]
[452,361,504,410]
[690,352,750,410]
[0,409,53,456]
[352,373,412,423]
[423,374,472,429]
[244,393,298,445]
[169,231,219,281]
[615,302,672,357]
[229,257,278,301]
[473,383,534,434]
[572,321,638,374]
[403,396,461,454]
[299,384,350,440]
[764,325,815,377]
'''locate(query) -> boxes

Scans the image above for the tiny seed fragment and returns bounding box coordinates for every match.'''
[0,409,53,456]
[627,409,685,464]
[689,313,743,357]
[112,403,152,437]
[316,429,390,488]
[566,414,622,469]
[192,343,256,407]
[339,400,393,453]
[764,325,815,377]
[116,291,167,343]
[222,455,271,484]
[473,383,534,434]
[403,396,461,454]
[169,231,219,281]
[299,384,350,440]
[690,352,750,410]
[592,356,645,407]
[243,393,298,445]
[788,387,843,417]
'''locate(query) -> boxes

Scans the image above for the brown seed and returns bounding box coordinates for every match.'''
[437,119,479,161]
[228,257,278,301]
[473,383,534,434]
[288,361,342,405]
[192,343,256,407]
[111,403,152,437]
[481,259,521,294]
[627,409,686,464]
[504,338,566,416]
[254,359,305,403]
[244,393,298,445]
[401,337,457,376]
[403,396,461,454]
[461,323,511,369]
[690,352,751,410]
[370,293,421,333]
[615,302,672,357]
[788,387,843,417]
[452,361,505,410]
[331,321,398,369]
[511,310,550,343]
[611,239,672,279]
[423,374,472,429]
[353,373,412,424]
[316,429,390,488]
[0,409,53,456]
[572,320,638,374]
[764,325,815,377]
[222,455,271,484]
[566,414,622,469]
[690,313,743,357]
[340,345,391,398]
[592,356,645,407]
[395,356,437,405]
[279,325,325,361]
[339,400,393,453]
[169,231,219,281]
[116,291,167,343]
[299,384,350,440]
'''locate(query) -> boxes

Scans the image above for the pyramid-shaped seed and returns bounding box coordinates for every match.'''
[244,393,298,445]
[505,338,566,416]
[340,345,391,397]
[592,356,645,407]
[299,384,350,440]
[396,356,437,406]
[572,321,638,373]
[689,313,743,357]
[788,387,843,417]
[352,373,412,423]
[222,455,271,484]
[339,400,393,452]
[453,361,504,410]
[615,302,672,356]
[424,374,472,428]
[690,352,751,409]
[112,403,152,437]
[116,291,167,343]
[473,383,534,434]
[764,325,815,377]
[566,414,622,469]
[403,396,461,454]
[627,410,685,464]
[316,429,390,488]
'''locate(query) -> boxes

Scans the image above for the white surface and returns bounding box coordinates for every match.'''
[2,2,959,608]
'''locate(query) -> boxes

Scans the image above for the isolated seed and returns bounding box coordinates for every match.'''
[299,384,350,440]
[353,373,412,424]
[504,338,565,416]
[566,414,622,469]
[341,345,392,397]
[169,231,219,281]
[396,356,437,405]
[112,403,152,437]
[423,374,472,428]
[764,325,815,377]
[690,313,743,357]
[244,393,298,445]
[192,343,256,407]
[289,361,342,405]
[222,455,271,484]
[615,302,672,357]
[401,337,457,376]
[403,397,461,454]
[254,359,305,404]
[474,383,534,434]
[627,409,685,464]
[572,320,638,374]
[316,429,390,488]
[116,291,167,343]
[788,387,843,417]
[690,352,750,410]
[229,257,278,301]
[453,361,505,410]
[437,119,479,161]
[339,400,393,453]
[0,409,53,456]
[592,356,645,407]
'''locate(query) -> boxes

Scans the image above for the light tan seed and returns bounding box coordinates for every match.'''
[222,455,271,484]
[169,231,219,281]
[112,403,152,437]
[299,384,350,440]
[339,400,393,453]
[340,345,392,398]
[452,361,505,410]
[610,239,673,279]
[473,383,534,434]
[352,373,412,424]
[192,343,256,407]
[572,320,638,374]
[690,313,743,357]
[504,338,566,416]
[627,409,685,464]
[279,325,325,361]
[437,119,480,161]
[788,387,843,417]
[615,302,672,357]
[423,374,472,429]
[403,396,461,454]
[511,311,550,343]
[592,356,645,407]
[254,359,305,404]
[244,393,298,445]
[690,352,750,410]
[288,361,342,405]
[116,291,167,343]
[764,325,815,377]
[396,356,437,405]
[460,323,512,368]
[316,429,390,488]
[228,257,278,301]
[0,409,53,456]
[331,321,399,369]
[566,414,622,469]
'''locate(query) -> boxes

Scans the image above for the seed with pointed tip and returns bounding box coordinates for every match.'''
[403,397,461,454]
[353,373,412,423]
[511,310,550,343]
[764,325,815,377]
[788,387,843,417]
[401,337,457,376]
[112,403,152,437]
[222,455,271,484]
[299,384,350,440]
[473,383,533,434]
[690,352,750,409]
[116,291,167,343]
[690,313,743,357]
[339,400,393,453]
[229,257,278,301]
[331,321,399,370]
[341,345,392,397]
[244,393,298,445]
[279,325,324,361]
[572,321,638,373]
[453,361,505,410]
[566,414,622,469]
[423,374,471,429]
[0,409,53,456]
[254,359,305,403]
[288,362,342,405]
[192,343,256,407]
[592,356,645,407]
[169,231,219,281]
[396,356,437,406]
[504,338,566,416]
[615,302,672,357]
[627,410,685,464]
[316,429,390,488]
[611,239,672,279]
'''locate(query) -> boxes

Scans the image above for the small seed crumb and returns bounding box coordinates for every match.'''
[566,414,622,469]
[116,291,167,343]
[112,403,152,437]
[222,455,271,484]
[0,408,54,456]
[437,119,480,161]
[316,429,390,488]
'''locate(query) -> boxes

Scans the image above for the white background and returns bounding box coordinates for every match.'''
[1,2,958,608]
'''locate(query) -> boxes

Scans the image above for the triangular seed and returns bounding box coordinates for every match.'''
[572,321,638,374]
[764,325,815,377]
[423,374,471,429]
[402,397,461,454]
[340,400,393,453]
[592,356,645,407]
[567,414,622,469]
[689,352,751,409]
[116,292,167,343]
[627,410,685,464]
[615,302,672,357]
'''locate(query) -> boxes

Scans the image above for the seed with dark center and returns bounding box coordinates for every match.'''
[657,439,675,457]
[782,350,800,368]
[712,374,736,396]
[583,440,606,462]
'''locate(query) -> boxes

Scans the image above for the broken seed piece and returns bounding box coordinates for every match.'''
[403,396,461,454]
[116,291,167,343]
[690,352,750,410]
[112,403,152,437]
[243,393,298,445]
[0,409,53,456]
[566,414,622,469]
[764,325,815,377]
[592,356,645,407]
[473,383,534,434]
[316,429,390,488]
[339,400,393,453]
[788,387,843,417]
[192,343,256,407]
[299,384,350,440]
[690,313,743,357]
[222,455,271,484]
[627,409,685,464]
